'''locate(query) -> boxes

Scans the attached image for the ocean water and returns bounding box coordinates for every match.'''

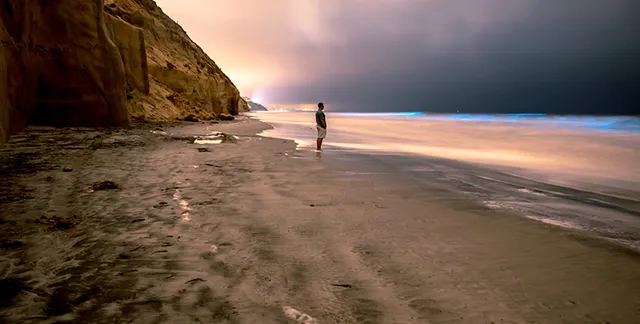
[250,111,640,248]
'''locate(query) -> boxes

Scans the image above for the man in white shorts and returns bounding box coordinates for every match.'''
[315,102,327,151]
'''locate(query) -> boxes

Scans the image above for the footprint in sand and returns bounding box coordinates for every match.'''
[283,306,317,324]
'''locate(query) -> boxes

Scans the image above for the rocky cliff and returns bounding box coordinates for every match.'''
[0,0,247,144]
[243,97,269,111]
[104,0,248,122]
[0,0,130,144]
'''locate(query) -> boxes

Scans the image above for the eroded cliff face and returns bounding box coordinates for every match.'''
[104,0,249,122]
[0,0,247,144]
[0,0,130,143]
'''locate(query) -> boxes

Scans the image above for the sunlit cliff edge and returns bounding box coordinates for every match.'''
[0,0,248,144]
[242,97,268,111]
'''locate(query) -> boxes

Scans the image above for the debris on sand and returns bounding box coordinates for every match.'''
[153,202,169,209]
[92,180,119,191]
[198,148,211,152]
[185,278,206,285]
[36,214,79,230]
[62,166,72,172]
[194,132,237,145]
[0,278,28,307]
[330,283,353,288]
[283,306,317,324]
[169,135,197,143]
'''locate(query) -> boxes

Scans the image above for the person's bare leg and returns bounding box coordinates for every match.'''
[318,138,323,151]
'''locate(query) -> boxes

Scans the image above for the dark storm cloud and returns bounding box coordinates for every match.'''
[262,0,640,114]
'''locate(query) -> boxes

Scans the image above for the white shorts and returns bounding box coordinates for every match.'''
[317,126,327,139]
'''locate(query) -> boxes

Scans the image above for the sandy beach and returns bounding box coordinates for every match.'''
[1,116,639,323]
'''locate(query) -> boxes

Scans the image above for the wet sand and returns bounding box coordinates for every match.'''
[1,117,639,323]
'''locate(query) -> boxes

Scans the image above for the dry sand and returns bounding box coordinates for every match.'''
[0,117,638,323]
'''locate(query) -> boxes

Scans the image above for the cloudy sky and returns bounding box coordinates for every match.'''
[155,0,640,113]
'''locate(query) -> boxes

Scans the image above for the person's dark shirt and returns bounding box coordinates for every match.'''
[316,110,326,129]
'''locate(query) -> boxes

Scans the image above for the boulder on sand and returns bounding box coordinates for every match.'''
[219,114,235,121]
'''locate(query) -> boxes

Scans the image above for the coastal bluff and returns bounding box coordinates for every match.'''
[0,0,248,144]
[243,97,269,111]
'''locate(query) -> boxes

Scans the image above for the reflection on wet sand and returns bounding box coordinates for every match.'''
[251,111,640,249]
[252,111,640,197]
[172,188,192,221]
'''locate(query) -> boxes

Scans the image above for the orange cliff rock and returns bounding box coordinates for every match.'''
[103,0,248,122]
[0,0,129,144]
[0,0,248,144]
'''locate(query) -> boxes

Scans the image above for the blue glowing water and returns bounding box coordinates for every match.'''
[326,112,640,133]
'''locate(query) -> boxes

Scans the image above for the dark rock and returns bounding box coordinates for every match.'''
[183,114,199,122]
[219,114,234,121]
[198,148,210,152]
[92,180,119,190]
[330,283,353,288]
[62,166,73,172]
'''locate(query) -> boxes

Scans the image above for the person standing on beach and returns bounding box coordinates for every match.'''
[315,102,327,151]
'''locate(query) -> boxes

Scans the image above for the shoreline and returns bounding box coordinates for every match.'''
[253,112,640,251]
[1,117,639,323]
